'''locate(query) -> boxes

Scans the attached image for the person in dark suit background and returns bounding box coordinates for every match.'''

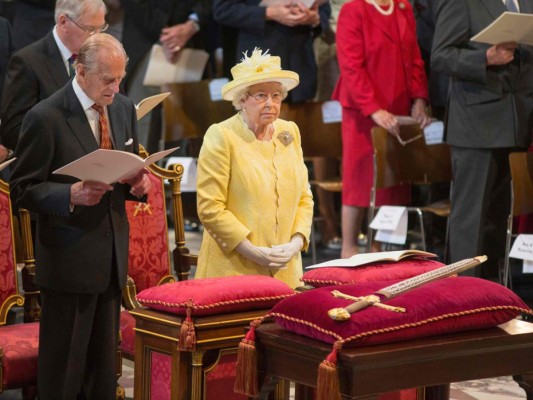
[431,0,533,279]
[0,16,14,167]
[0,0,107,155]
[11,0,56,51]
[213,0,325,103]
[10,32,151,400]
[120,0,213,153]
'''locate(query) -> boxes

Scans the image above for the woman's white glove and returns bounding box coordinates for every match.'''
[270,234,304,260]
[235,239,292,270]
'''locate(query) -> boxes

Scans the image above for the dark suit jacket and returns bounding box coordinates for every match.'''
[431,0,533,148]
[213,0,319,102]
[0,30,70,151]
[0,17,14,111]
[412,0,448,110]
[121,0,213,89]
[10,83,140,294]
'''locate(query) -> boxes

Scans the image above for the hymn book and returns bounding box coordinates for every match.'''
[136,92,170,121]
[471,12,533,46]
[53,147,179,184]
[305,250,438,269]
[143,45,209,86]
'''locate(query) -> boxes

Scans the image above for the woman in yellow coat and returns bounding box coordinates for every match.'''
[195,49,314,289]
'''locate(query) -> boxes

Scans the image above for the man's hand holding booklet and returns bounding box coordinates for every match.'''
[53,147,179,185]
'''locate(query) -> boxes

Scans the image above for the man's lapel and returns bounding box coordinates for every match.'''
[64,84,99,154]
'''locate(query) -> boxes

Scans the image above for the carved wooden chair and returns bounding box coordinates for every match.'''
[368,125,452,254]
[0,179,39,399]
[119,148,196,359]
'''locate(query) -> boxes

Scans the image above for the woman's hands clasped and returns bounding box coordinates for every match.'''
[235,234,304,270]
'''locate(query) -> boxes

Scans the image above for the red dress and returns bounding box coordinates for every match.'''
[332,0,428,207]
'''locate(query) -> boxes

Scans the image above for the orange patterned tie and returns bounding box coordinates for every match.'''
[91,104,113,149]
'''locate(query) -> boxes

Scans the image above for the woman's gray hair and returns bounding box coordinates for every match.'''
[231,84,288,110]
[77,33,128,72]
[55,0,107,23]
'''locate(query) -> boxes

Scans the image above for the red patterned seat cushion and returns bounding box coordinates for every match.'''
[137,275,295,316]
[270,277,532,347]
[0,322,39,388]
[301,258,443,287]
[119,310,135,357]
[126,172,172,293]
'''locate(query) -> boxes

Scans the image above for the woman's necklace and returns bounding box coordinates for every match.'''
[368,0,394,16]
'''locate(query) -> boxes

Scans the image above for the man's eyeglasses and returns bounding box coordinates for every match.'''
[247,92,283,104]
[66,15,108,35]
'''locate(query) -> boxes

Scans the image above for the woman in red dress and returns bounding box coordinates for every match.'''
[333,0,432,257]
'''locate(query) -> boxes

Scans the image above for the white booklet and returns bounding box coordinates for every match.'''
[136,92,170,121]
[0,157,16,171]
[305,250,437,269]
[471,12,533,46]
[53,147,179,184]
[143,45,209,86]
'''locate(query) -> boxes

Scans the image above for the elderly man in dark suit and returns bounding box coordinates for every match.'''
[0,0,107,154]
[431,0,533,279]
[10,33,151,400]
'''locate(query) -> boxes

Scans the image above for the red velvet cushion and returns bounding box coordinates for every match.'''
[302,258,444,287]
[270,277,532,347]
[0,322,39,388]
[137,275,295,316]
[119,310,136,357]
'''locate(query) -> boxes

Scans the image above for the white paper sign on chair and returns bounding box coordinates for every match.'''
[509,234,533,273]
[165,157,197,192]
[369,206,408,245]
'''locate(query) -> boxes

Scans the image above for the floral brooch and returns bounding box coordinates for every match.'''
[277,131,294,146]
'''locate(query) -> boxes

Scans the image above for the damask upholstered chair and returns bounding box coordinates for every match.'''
[0,179,39,399]
[119,149,195,358]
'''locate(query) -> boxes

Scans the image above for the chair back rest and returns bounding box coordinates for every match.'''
[509,152,533,217]
[0,179,24,325]
[371,125,452,189]
[163,80,235,142]
[278,102,342,158]
[126,170,173,293]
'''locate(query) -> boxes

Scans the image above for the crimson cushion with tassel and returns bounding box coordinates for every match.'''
[301,258,443,287]
[271,277,531,347]
[136,275,295,316]
[234,276,532,400]
[136,275,295,351]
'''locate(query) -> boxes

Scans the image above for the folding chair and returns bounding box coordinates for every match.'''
[368,125,452,254]
[503,152,533,288]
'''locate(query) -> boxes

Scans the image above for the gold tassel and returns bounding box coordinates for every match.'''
[316,341,342,400]
[179,303,196,351]
[234,318,263,397]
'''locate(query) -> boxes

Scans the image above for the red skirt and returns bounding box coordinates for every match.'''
[341,106,410,207]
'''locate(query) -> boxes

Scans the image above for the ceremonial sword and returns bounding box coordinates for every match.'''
[328,255,487,321]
